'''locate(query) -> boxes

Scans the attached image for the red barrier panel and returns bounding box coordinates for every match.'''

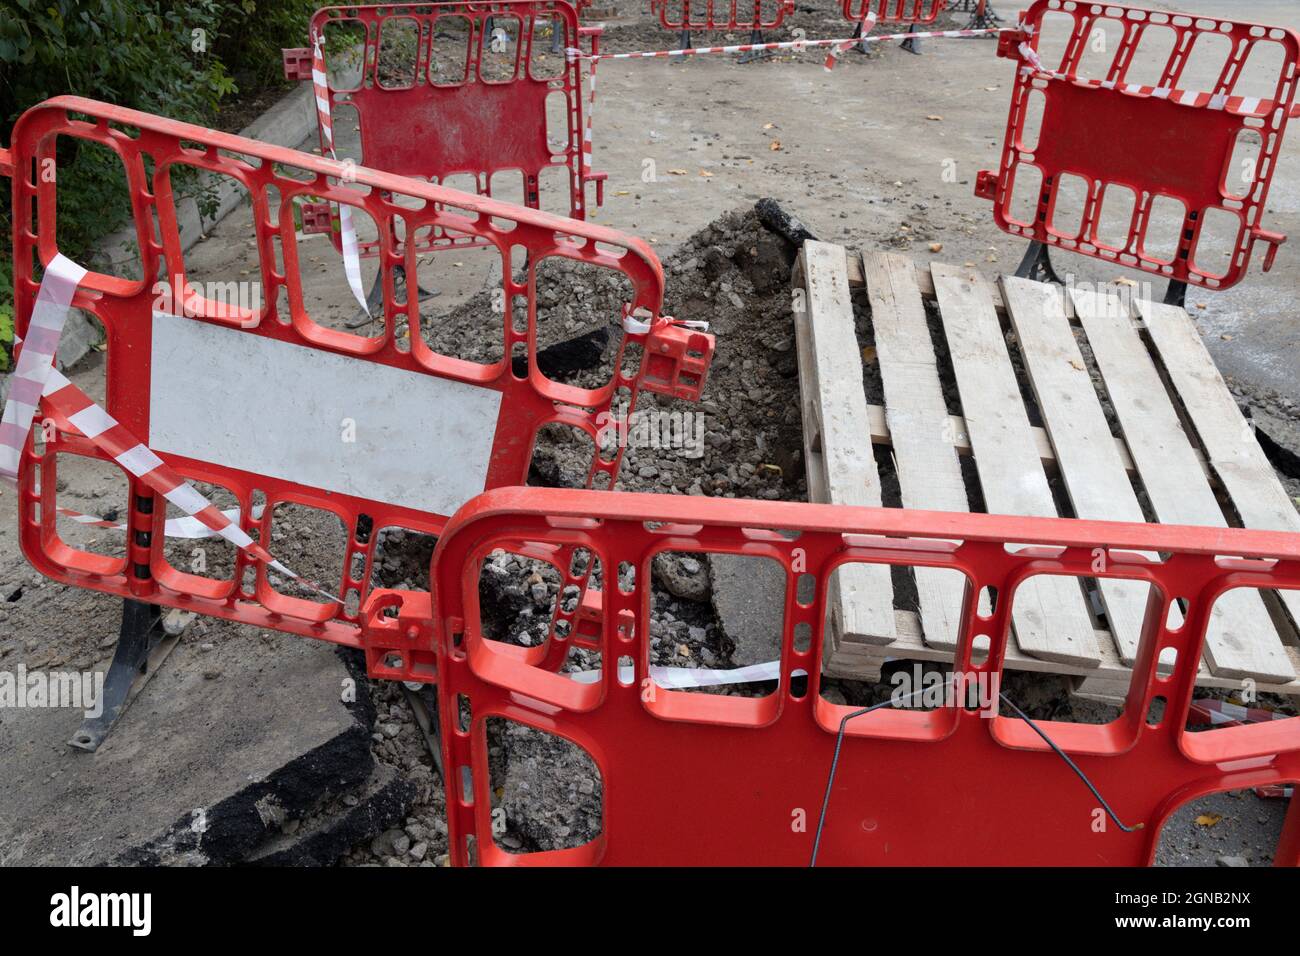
[5,97,710,652]
[842,0,946,26]
[389,487,1300,865]
[652,0,794,32]
[288,1,606,258]
[977,0,1300,291]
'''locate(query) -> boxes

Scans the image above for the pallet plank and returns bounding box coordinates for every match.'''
[862,251,969,650]
[1138,297,1300,635]
[1003,279,1155,664]
[799,241,896,645]
[1075,290,1295,683]
[826,606,1300,695]
[930,266,1100,668]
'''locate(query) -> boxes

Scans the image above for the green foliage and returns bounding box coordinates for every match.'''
[210,0,320,92]
[0,254,10,369]
[0,301,12,372]
[0,0,234,136]
[0,0,317,332]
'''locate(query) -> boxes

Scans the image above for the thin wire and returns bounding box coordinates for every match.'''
[997,691,1144,833]
[810,681,1142,866]
[811,683,934,867]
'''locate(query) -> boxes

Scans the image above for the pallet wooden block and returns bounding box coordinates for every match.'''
[934,268,1100,669]
[797,241,895,647]
[794,243,1300,697]
[861,252,967,652]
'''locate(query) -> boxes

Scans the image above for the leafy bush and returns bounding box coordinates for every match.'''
[0,0,318,364]
[210,0,320,93]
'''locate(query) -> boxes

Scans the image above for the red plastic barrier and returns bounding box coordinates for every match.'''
[386,487,1300,865]
[289,1,606,258]
[842,0,946,26]
[977,0,1300,290]
[652,0,795,32]
[4,97,710,650]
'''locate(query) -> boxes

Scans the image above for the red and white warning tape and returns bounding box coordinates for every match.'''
[570,658,802,689]
[1188,698,1296,798]
[310,31,370,314]
[1188,698,1293,728]
[1016,25,1300,118]
[57,503,265,539]
[581,39,598,185]
[1,255,341,603]
[0,255,85,483]
[825,11,878,71]
[567,20,1005,67]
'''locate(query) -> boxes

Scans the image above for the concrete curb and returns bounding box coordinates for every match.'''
[60,82,317,371]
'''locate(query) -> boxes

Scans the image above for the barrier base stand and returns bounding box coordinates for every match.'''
[850,20,871,55]
[738,29,772,64]
[965,2,1003,30]
[673,29,693,63]
[966,11,1003,30]
[348,264,436,329]
[400,682,445,781]
[901,23,923,55]
[1163,278,1188,309]
[69,599,188,752]
[1014,240,1063,284]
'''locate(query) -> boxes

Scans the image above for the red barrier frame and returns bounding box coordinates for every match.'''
[296,1,606,258]
[400,488,1300,866]
[841,0,946,26]
[5,97,709,651]
[977,0,1300,291]
[651,0,795,33]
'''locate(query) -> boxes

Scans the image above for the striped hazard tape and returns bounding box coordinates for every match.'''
[825,11,878,71]
[1188,698,1294,728]
[566,19,1005,67]
[569,658,804,689]
[56,503,265,539]
[1,254,342,603]
[1188,698,1297,799]
[310,30,370,315]
[1016,24,1300,118]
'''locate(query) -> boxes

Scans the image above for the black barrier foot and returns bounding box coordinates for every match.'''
[851,20,870,55]
[1014,240,1063,285]
[398,262,439,302]
[738,29,771,64]
[69,600,186,752]
[966,2,1003,30]
[901,23,922,55]
[1163,279,1187,309]
[672,28,692,63]
[348,265,435,329]
[401,682,445,781]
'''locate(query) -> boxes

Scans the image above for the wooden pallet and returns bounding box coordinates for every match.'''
[793,241,1300,698]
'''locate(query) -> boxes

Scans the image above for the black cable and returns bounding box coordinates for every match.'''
[997,691,1144,833]
[811,683,935,867]
[810,680,1142,866]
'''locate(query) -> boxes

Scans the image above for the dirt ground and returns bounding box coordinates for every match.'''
[3,0,1300,867]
